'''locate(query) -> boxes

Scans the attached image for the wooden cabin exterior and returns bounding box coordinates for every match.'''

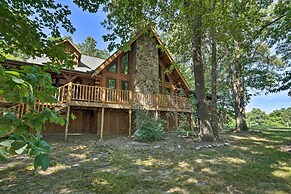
[1,29,194,140]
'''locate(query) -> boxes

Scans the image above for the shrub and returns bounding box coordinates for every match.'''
[176,113,193,137]
[133,110,165,142]
[176,128,193,137]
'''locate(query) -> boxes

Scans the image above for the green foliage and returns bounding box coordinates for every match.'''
[176,128,193,137]
[133,110,165,142]
[246,107,291,128]
[77,36,110,59]
[246,108,268,127]
[0,64,67,170]
[0,0,75,170]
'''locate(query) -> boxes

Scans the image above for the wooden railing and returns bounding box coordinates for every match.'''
[0,83,192,117]
[62,83,191,110]
[0,101,67,118]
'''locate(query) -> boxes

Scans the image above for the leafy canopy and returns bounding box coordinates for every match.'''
[0,0,76,170]
[76,37,110,59]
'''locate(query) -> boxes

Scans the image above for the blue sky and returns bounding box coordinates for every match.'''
[58,1,290,114]
[58,1,110,50]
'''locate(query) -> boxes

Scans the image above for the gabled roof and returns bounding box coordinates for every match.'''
[92,28,190,92]
[27,39,105,73]
[61,39,82,56]
[27,54,104,73]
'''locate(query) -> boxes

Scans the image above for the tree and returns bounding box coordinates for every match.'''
[0,0,75,170]
[210,0,219,139]
[246,108,267,127]
[78,0,216,141]
[77,36,110,59]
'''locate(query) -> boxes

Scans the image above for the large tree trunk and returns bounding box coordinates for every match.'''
[231,62,248,132]
[192,0,214,141]
[231,0,248,132]
[210,0,219,139]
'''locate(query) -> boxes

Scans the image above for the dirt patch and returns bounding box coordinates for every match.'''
[43,131,232,153]
[281,141,291,152]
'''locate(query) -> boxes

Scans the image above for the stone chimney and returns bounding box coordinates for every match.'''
[133,32,159,94]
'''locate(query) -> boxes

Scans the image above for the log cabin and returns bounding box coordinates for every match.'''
[1,28,194,140]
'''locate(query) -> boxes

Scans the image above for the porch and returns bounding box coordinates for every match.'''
[57,83,192,112]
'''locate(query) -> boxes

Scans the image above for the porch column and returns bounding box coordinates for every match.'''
[65,105,71,142]
[100,105,105,140]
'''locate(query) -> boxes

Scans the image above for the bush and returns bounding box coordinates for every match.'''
[176,128,193,137]
[133,110,165,142]
[176,113,193,137]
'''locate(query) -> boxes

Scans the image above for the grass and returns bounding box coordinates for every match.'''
[0,128,290,193]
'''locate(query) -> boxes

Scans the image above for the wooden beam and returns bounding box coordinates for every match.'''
[67,82,73,103]
[175,112,179,129]
[62,73,78,82]
[100,105,105,140]
[155,95,159,119]
[167,113,170,131]
[65,105,71,142]
[97,109,100,138]
[129,90,132,137]
[129,109,132,137]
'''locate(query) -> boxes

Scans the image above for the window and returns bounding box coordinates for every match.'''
[121,80,129,90]
[121,53,128,74]
[159,65,162,81]
[159,86,163,94]
[165,87,171,95]
[108,63,117,73]
[107,78,116,89]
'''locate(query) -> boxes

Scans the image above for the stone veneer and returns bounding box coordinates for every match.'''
[133,33,159,94]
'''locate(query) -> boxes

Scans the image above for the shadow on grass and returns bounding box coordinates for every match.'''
[1,129,290,193]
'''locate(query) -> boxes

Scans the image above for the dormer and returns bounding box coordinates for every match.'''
[61,39,82,66]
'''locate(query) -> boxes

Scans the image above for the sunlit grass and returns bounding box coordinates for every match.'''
[0,128,290,193]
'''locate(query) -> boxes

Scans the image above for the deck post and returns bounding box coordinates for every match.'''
[175,112,179,129]
[100,105,105,140]
[129,109,132,137]
[65,105,71,142]
[190,112,193,131]
[167,113,170,131]
[97,109,101,138]
[67,82,73,103]
[155,94,159,119]
[129,91,133,137]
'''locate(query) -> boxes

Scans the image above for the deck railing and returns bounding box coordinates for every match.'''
[58,83,192,110]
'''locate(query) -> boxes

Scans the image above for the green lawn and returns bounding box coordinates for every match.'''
[1,129,290,194]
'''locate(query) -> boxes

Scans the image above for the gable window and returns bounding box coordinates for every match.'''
[107,78,116,89]
[121,80,129,90]
[121,53,128,74]
[108,62,117,73]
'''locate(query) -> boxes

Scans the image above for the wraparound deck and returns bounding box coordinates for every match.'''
[57,83,192,112]
[1,83,193,140]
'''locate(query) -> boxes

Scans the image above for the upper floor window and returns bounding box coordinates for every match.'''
[165,87,171,95]
[159,64,162,81]
[159,86,163,94]
[108,62,117,73]
[107,78,116,89]
[121,80,129,90]
[121,53,128,74]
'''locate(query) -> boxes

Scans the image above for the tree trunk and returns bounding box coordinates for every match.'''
[210,0,219,139]
[231,0,248,132]
[192,0,214,141]
[231,62,248,132]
